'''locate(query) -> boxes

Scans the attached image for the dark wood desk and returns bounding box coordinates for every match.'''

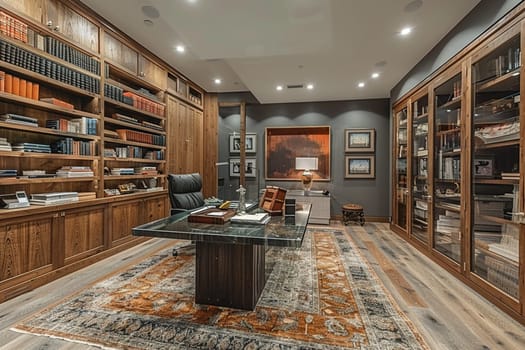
[132,204,311,310]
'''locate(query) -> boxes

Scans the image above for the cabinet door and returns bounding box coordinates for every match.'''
[433,70,463,264]
[0,215,55,282]
[63,205,105,263]
[411,93,430,244]
[110,200,143,246]
[470,31,521,302]
[169,100,203,174]
[0,0,44,23]
[104,32,138,74]
[138,54,167,90]
[143,195,168,223]
[393,106,408,232]
[45,0,99,53]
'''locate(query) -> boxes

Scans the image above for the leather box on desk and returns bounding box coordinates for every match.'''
[188,208,236,224]
[260,186,287,216]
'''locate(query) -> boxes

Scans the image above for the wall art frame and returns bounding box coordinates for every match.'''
[229,158,257,177]
[345,128,375,152]
[265,126,330,181]
[229,133,257,153]
[345,155,375,179]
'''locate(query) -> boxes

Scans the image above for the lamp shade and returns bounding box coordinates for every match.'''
[295,157,318,171]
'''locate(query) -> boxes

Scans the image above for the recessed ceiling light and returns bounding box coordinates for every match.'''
[371,72,380,79]
[276,85,283,91]
[358,82,365,88]
[176,45,185,53]
[400,27,412,36]
[214,78,221,84]
[306,83,314,90]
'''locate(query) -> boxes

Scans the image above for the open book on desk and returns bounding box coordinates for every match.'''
[230,212,270,225]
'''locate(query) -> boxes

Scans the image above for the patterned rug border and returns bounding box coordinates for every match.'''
[11,226,430,350]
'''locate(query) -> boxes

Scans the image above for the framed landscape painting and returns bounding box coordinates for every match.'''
[345,155,375,179]
[265,126,330,181]
[345,128,375,152]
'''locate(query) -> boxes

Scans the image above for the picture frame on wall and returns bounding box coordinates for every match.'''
[229,133,257,153]
[265,126,331,181]
[229,158,257,177]
[344,128,375,152]
[345,155,375,179]
[473,156,494,178]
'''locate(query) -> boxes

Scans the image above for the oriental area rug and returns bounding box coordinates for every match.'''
[13,228,428,349]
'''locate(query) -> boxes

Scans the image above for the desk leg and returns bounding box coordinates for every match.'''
[195,241,266,310]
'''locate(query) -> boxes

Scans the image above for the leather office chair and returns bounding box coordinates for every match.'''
[168,173,205,215]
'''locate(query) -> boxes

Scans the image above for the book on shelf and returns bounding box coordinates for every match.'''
[77,192,97,201]
[39,97,74,110]
[30,192,79,205]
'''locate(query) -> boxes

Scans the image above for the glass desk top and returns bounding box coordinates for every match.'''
[132,204,311,247]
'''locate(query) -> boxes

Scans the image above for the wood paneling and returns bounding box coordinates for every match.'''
[202,93,218,197]
[0,0,44,23]
[110,200,142,246]
[143,195,168,223]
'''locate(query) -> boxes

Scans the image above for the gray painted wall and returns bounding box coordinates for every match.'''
[391,0,522,102]
[218,98,390,218]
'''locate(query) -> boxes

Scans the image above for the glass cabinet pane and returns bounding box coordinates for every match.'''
[411,96,430,243]
[471,34,520,299]
[395,107,408,230]
[433,73,462,262]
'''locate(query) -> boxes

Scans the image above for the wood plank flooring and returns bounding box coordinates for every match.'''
[0,222,524,349]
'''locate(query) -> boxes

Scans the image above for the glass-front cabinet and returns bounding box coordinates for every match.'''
[433,71,463,263]
[470,31,521,300]
[393,106,409,232]
[411,94,430,244]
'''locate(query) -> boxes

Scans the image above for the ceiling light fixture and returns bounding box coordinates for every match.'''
[176,45,185,53]
[358,82,365,88]
[276,85,283,91]
[306,83,314,90]
[214,78,221,84]
[371,72,380,79]
[400,27,412,36]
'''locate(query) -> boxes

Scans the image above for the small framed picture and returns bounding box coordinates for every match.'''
[473,157,494,178]
[229,158,257,177]
[345,128,375,152]
[229,133,257,153]
[345,155,375,179]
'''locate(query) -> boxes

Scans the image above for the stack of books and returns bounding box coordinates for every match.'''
[0,113,38,127]
[501,172,519,180]
[46,117,97,135]
[110,168,134,175]
[134,166,158,175]
[0,169,17,178]
[12,142,51,153]
[78,192,97,201]
[56,166,94,177]
[435,210,461,241]
[30,192,79,205]
[231,212,270,225]
[0,137,11,151]
[112,113,139,125]
[21,170,55,178]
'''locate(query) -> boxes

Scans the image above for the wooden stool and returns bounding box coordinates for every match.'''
[342,203,365,226]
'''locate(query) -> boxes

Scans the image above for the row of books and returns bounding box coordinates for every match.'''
[104,146,165,160]
[104,82,124,102]
[108,167,158,176]
[0,39,100,94]
[116,129,166,146]
[0,11,28,44]
[46,117,97,135]
[0,169,16,177]
[51,138,96,156]
[44,36,100,75]
[122,91,165,117]
[13,142,51,153]
[111,113,163,131]
[0,113,38,127]
[0,71,40,100]
[110,168,135,175]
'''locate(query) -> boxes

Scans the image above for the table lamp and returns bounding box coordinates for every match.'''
[295,157,318,194]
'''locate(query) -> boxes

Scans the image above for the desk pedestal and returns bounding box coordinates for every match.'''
[195,241,266,310]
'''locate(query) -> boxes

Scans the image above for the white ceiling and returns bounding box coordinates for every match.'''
[80,0,481,104]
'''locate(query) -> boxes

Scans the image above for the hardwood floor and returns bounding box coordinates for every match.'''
[0,222,524,349]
